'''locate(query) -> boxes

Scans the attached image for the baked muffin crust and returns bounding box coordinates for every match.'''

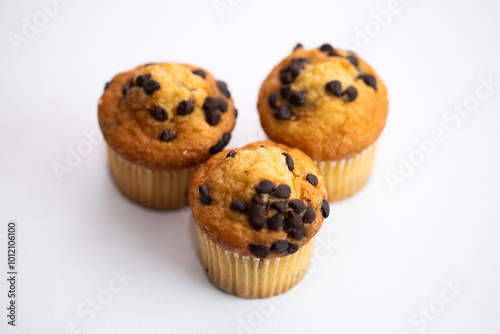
[99,63,236,169]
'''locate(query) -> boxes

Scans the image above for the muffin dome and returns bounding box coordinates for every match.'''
[257,44,388,161]
[189,141,329,258]
[99,63,236,169]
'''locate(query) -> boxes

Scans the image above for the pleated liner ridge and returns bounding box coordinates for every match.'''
[107,145,198,210]
[197,228,316,298]
[315,142,377,202]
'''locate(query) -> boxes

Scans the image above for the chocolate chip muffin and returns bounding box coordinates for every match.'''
[189,141,329,298]
[257,44,388,202]
[99,63,236,209]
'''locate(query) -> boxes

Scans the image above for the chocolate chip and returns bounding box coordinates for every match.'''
[136,73,151,87]
[291,57,309,64]
[122,80,132,97]
[282,152,294,171]
[248,203,266,230]
[288,90,305,106]
[358,74,377,91]
[203,97,221,125]
[306,174,318,187]
[286,211,303,229]
[144,63,155,67]
[319,44,334,53]
[192,69,206,79]
[252,194,267,206]
[289,226,308,241]
[303,204,316,224]
[149,106,168,121]
[280,84,291,99]
[158,129,176,142]
[218,98,228,112]
[209,134,230,154]
[321,199,330,218]
[234,108,238,118]
[271,240,289,253]
[250,244,270,258]
[267,213,284,230]
[346,55,359,67]
[104,81,111,91]
[222,132,231,145]
[325,80,342,97]
[273,184,291,199]
[143,79,161,95]
[279,61,305,84]
[177,101,195,116]
[205,110,221,126]
[270,200,287,214]
[289,199,306,213]
[226,150,236,158]
[268,92,279,108]
[343,86,358,101]
[203,96,218,111]
[256,180,274,194]
[274,105,292,120]
[287,243,299,254]
[217,81,231,98]
[230,200,246,212]
[293,43,303,51]
[199,185,212,205]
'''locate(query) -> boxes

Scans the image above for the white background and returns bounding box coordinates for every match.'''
[1,0,500,333]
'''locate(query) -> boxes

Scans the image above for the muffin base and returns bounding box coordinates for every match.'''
[107,145,198,210]
[315,143,377,202]
[197,228,315,298]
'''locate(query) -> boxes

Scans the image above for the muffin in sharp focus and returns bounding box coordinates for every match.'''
[98,63,236,210]
[257,44,389,202]
[189,141,329,298]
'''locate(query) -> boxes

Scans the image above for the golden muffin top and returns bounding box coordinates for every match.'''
[189,141,329,259]
[98,63,236,169]
[257,44,388,161]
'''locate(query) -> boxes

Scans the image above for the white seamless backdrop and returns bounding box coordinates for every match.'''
[0,0,499,333]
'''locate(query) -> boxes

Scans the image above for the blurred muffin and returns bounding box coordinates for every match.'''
[189,141,329,298]
[98,63,236,209]
[257,44,388,201]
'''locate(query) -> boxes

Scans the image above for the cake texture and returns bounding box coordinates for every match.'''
[98,62,236,209]
[257,44,388,201]
[189,141,329,298]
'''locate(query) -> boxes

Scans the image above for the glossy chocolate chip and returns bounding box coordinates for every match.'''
[136,73,151,87]
[293,43,303,51]
[205,110,221,126]
[192,69,206,79]
[343,86,358,101]
[358,74,377,91]
[230,200,246,212]
[226,150,236,158]
[319,44,334,53]
[306,174,318,187]
[346,55,359,67]
[217,81,231,98]
[288,90,305,106]
[250,244,270,258]
[234,108,238,118]
[321,199,330,218]
[280,84,291,99]
[268,92,279,108]
[282,152,294,171]
[149,106,168,121]
[222,132,231,145]
[287,243,299,254]
[218,98,228,112]
[209,133,230,154]
[248,203,266,230]
[271,240,289,253]
[177,101,195,116]
[252,194,267,206]
[273,184,291,199]
[203,97,221,125]
[203,96,218,112]
[255,180,274,194]
[325,80,342,97]
[267,213,284,230]
[286,211,303,229]
[303,204,316,224]
[289,226,308,241]
[199,186,212,205]
[104,81,111,91]
[274,105,292,120]
[143,79,161,95]
[158,129,176,142]
[270,200,287,214]
[289,199,306,214]
[279,62,305,84]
